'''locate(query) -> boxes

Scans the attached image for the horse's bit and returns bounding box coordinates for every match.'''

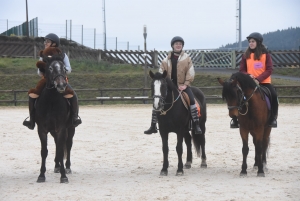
[228,84,258,115]
[153,90,182,115]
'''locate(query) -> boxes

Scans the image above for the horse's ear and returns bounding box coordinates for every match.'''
[149,70,154,79]
[217,78,224,86]
[231,79,238,86]
[162,70,167,78]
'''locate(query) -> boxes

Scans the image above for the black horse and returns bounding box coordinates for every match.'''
[149,70,207,176]
[218,72,271,177]
[35,54,75,183]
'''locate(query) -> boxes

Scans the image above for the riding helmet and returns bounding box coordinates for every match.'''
[171,36,184,47]
[44,33,60,47]
[246,32,263,42]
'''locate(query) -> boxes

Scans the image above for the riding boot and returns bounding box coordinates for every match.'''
[269,105,278,128]
[230,116,239,128]
[144,110,158,134]
[23,97,36,130]
[190,104,202,134]
[69,95,82,127]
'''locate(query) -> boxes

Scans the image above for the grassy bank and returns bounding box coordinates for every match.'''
[0,58,299,105]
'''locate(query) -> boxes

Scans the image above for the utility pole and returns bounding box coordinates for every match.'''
[25,0,29,37]
[103,0,106,50]
[236,0,242,50]
[143,25,147,89]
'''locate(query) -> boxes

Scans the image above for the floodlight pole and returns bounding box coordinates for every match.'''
[143,25,147,89]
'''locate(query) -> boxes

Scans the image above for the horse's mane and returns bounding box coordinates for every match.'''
[165,77,178,92]
[230,72,257,90]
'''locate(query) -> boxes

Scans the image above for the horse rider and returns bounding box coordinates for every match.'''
[230,32,278,128]
[23,33,82,130]
[144,36,202,135]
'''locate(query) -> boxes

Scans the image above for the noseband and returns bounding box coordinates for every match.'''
[227,83,258,115]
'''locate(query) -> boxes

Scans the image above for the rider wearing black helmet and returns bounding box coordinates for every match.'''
[23,33,82,130]
[144,36,202,135]
[44,33,60,47]
[230,32,278,128]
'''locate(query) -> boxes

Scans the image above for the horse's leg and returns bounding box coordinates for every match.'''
[175,133,184,176]
[65,127,75,174]
[253,128,265,177]
[240,129,249,176]
[200,133,207,168]
[51,133,60,173]
[160,131,169,176]
[252,136,258,170]
[56,130,69,183]
[184,132,192,169]
[262,127,271,172]
[37,129,48,183]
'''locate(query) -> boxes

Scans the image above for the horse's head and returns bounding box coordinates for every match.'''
[218,72,258,117]
[43,54,68,93]
[217,76,240,117]
[149,70,168,111]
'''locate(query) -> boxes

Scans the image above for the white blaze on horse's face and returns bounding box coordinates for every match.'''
[51,61,67,93]
[153,80,162,110]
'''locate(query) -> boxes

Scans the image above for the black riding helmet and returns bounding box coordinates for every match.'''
[246,32,263,43]
[44,33,60,47]
[171,36,184,47]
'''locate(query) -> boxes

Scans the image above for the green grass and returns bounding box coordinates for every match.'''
[0,58,299,106]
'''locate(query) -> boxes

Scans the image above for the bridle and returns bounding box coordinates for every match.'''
[45,61,67,89]
[227,83,258,115]
[152,80,182,115]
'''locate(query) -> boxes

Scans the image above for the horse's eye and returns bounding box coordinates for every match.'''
[49,67,53,71]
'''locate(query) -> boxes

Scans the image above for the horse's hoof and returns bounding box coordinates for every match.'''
[257,172,265,177]
[184,164,191,169]
[184,161,192,169]
[66,168,72,174]
[37,176,46,183]
[54,167,60,173]
[176,171,184,176]
[60,177,69,183]
[160,170,168,176]
[201,163,207,168]
[240,172,247,177]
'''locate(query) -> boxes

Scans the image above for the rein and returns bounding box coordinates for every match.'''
[154,90,182,115]
[228,84,258,115]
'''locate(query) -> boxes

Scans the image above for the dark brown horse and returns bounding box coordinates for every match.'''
[218,72,271,177]
[35,54,75,183]
[149,70,207,176]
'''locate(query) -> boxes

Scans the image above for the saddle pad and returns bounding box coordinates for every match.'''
[180,92,201,117]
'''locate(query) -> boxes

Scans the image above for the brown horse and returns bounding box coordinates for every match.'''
[218,72,271,177]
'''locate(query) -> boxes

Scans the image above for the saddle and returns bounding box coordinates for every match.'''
[180,91,201,117]
[258,85,272,111]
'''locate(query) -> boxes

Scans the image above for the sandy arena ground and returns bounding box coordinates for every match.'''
[0,104,299,201]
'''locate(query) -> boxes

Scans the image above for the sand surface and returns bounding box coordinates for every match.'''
[0,104,299,201]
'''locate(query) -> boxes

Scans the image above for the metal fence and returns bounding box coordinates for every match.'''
[0,18,139,50]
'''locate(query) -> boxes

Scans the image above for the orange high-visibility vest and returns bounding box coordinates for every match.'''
[246,53,271,83]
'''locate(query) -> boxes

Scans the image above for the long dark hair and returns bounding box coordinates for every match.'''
[244,41,268,60]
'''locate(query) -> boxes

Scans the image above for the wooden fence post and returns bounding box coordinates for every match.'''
[153,50,158,68]
[33,44,37,59]
[98,50,102,63]
[231,50,236,69]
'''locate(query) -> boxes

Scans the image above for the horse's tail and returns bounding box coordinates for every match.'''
[192,133,201,157]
